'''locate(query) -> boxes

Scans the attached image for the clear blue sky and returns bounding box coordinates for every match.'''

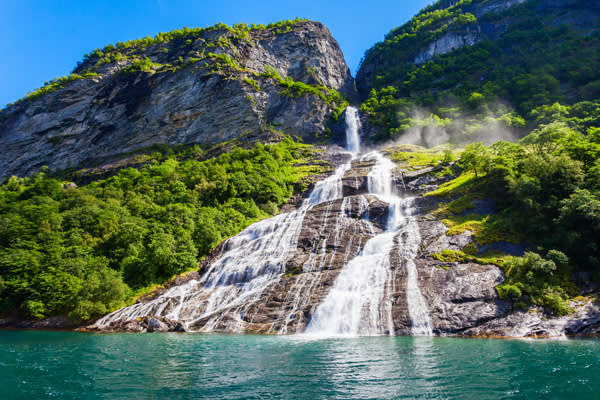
[0,0,432,107]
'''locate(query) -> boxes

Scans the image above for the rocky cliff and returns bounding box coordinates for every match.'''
[0,20,354,179]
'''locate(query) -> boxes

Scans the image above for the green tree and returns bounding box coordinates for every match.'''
[459,142,491,178]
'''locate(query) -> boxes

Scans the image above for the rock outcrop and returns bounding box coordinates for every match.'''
[413,0,529,64]
[0,21,355,179]
[413,31,481,65]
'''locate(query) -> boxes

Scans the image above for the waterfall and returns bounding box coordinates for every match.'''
[95,108,362,332]
[94,106,433,336]
[345,106,361,154]
[304,112,433,337]
[95,158,351,332]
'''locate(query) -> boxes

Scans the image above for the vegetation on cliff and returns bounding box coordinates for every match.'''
[355,0,599,316]
[10,73,101,106]
[82,18,309,65]
[426,118,600,314]
[7,18,349,108]
[358,0,599,143]
[0,139,324,322]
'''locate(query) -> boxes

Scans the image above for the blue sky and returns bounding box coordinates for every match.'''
[0,0,431,107]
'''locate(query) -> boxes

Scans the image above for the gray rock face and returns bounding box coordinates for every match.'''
[414,31,481,65]
[463,299,600,337]
[413,0,531,64]
[0,21,355,179]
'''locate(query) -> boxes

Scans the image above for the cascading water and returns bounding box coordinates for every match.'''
[95,108,360,332]
[94,161,350,331]
[399,201,433,336]
[304,112,432,337]
[94,106,433,336]
[345,106,361,154]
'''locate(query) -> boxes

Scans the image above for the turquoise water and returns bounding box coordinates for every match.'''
[0,331,598,399]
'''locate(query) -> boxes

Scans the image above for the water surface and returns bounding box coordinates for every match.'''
[1,331,598,399]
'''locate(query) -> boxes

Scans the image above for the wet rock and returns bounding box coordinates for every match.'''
[423,262,509,334]
[292,194,387,274]
[461,299,600,337]
[418,219,474,257]
[147,317,168,333]
[341,159,375,196]
[0,315,82,330]
[123,320,145,333]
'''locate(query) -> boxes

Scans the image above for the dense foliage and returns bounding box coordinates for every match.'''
[0,139,322,322]
[359,0,599,142]
[83,18,309,63]
[364,0,483,67]
[430,117,600,314]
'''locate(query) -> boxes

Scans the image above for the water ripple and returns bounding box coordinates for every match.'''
[1,332,599,399]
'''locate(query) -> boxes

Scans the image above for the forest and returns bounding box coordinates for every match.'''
[359,0,599,143]
[434,120,600,314]
[0,139,322,321]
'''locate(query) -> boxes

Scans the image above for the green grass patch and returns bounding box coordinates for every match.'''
[243,77,262,91]
[425,172,476,198]
[431,249,510,267]
[384,144,458,170]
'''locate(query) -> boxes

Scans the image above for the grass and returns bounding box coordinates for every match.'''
[243,77,262,91]
[425,171,476,197]
[384,144,458,170]
[432,248,512,267]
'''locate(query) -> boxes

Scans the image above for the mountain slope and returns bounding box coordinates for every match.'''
[356,0,600,142]
[0,19,354,180]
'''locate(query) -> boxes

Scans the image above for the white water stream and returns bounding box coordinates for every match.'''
[304,109,432,337]
[95,159,350,331]
[95,106,432,336]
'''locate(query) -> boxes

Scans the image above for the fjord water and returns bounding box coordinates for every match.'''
[1,331,599,400]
